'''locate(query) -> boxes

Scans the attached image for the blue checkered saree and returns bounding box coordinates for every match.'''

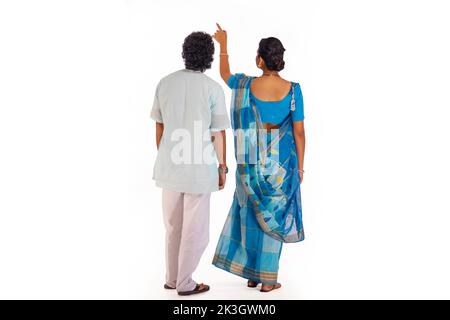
[213,74,305,285]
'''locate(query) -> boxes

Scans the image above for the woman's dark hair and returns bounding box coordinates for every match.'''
[182,32,215,72]
[258,37,286,71]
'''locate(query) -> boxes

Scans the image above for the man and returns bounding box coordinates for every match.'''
[150,31,229,296]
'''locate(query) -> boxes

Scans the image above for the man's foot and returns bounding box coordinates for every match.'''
[247,280,259,288]
[178,283,210,296]
[164,284,176,290]
[260,283,282,293]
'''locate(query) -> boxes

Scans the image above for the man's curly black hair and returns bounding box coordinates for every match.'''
[182,32,215,72]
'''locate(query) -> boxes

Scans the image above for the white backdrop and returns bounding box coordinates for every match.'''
[1,0,450,299]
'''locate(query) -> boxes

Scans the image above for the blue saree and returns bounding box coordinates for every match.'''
[213,74,304,284]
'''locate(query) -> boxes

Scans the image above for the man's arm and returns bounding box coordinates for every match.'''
[151,81,164,150]
[155,122,164,149]
[211,130,227,189]
[213,23,231,84]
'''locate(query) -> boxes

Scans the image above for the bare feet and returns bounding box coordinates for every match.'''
[260,283,282,292]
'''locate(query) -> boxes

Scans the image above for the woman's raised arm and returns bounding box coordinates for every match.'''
[213,23,231,84]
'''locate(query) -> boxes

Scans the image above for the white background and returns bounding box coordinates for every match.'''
[1,0,450,299]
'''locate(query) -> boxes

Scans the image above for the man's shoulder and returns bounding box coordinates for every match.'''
[201,74,225,93]
[158,70,183,84]
[158,70,224,93]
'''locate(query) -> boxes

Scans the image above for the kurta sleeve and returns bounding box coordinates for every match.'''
[150,82,163,123]
[210,84,230,132]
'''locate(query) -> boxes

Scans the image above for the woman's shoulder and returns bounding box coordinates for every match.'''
[284,79,302,96]
[284,78,300,86]
[227,73,254,89]
[232,73,254,80]
[293,81,302,95]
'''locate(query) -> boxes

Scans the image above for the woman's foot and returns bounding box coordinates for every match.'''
[178,283,210,296]
[260,283,282,292]
[247,280,259,288]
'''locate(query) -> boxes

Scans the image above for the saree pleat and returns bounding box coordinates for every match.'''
[213,74,304,284]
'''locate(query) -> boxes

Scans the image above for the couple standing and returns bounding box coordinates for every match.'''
[150,24,305,296]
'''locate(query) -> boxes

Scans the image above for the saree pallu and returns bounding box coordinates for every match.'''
[213,74,304,284]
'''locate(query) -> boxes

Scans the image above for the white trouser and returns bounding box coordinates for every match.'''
[162,189,210,292]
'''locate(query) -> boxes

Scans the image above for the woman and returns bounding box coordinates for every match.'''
[212,24,306,293]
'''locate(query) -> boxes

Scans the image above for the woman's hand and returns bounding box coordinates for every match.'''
[213,23,227,47]
[212,23,231,84]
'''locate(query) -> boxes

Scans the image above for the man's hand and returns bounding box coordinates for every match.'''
[213,23,227,47]
[155,122,164,149]
[219,171,226,190]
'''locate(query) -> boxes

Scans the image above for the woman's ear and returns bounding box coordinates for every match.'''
[257,56,264,69]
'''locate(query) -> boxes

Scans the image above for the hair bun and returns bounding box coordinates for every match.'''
[272,56,285,71]
[258,37,286,71]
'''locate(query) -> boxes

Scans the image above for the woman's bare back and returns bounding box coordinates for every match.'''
[250,76,291,102]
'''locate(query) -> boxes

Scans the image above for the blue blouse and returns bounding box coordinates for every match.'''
[227,74,304,124]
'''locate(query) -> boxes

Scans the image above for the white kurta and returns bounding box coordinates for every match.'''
[150,69,230,194]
